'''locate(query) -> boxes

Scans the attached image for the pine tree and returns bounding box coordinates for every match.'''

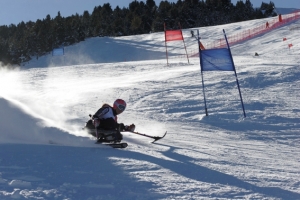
[82,10,91,37]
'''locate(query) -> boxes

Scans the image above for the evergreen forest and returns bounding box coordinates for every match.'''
[0,0,277,66]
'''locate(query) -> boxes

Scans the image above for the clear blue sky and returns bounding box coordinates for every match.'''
[0,0,299,26]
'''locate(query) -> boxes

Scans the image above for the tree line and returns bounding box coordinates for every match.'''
[0,0,276,66]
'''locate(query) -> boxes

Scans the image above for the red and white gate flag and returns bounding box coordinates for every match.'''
[165,30,183,42]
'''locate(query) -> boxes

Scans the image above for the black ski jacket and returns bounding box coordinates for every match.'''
[93,104,125,130]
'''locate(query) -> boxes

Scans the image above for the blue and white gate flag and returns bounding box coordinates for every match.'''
[198,29,246,117]
[200,48,234,71]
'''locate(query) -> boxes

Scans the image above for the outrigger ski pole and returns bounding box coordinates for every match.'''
[126,131,167,143]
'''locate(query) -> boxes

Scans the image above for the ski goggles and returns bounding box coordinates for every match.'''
[116,104,126,111]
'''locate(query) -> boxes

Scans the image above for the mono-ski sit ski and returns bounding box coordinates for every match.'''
[83,99,166,148]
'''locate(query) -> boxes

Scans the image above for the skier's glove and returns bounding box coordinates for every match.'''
[125,124,135,132]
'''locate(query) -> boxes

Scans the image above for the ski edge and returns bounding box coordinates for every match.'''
[95,141,128,148]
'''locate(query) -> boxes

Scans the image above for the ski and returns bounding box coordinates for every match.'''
[106,143,128,148]
[95,141,128,148]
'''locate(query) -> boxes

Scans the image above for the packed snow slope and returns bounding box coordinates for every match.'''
[0,15,299,199]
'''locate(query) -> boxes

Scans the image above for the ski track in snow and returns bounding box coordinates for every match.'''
[0,14,300,199]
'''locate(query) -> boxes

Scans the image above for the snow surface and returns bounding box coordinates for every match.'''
[0,15,300,200]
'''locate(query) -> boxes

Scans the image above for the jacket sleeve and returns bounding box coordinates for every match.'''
[93,107,109,119]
